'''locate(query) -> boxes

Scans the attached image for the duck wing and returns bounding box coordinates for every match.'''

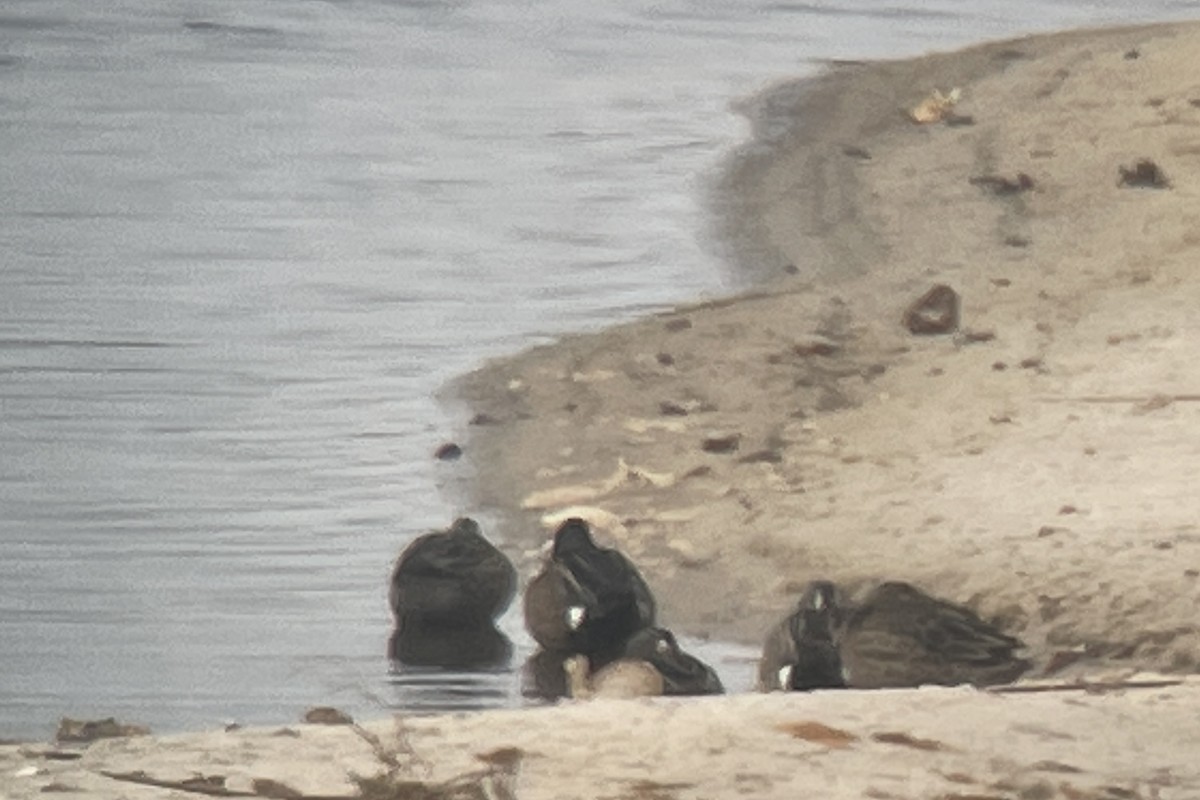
[559,547,656,625]
[841,582,1029,687]
[625,628,723,695]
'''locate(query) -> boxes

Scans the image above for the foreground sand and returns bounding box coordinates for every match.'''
[5,680,1199,798]
[10,19,1200,800]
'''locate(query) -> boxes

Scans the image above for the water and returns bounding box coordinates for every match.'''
[2,0,1198,739]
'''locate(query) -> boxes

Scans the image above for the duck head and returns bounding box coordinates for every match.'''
[448,516,483,539]
[551,517,596,557]
[790,580,845,642]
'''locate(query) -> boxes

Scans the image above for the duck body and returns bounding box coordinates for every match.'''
[389,517,517,627]
[563,654,664,700]
[758,580,847,692]
[622,627,724,696]
[524,518,656,660]
[837,581,1030,689]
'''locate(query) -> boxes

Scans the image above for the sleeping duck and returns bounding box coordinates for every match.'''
[836,580,1030,689]
[759,579,1029,691]
[388,517,517,627]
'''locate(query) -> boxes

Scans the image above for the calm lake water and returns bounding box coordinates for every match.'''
[2,0,1197,739]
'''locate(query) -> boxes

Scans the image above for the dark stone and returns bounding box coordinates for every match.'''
[958,329,996,344]
[434,442,463,461]
[469,413,500,426]
[656,352,675,366]
[303,706,353,725]
[862,363,887,379]
[738,448,783,464]
[659,400,689,416]
[841,145,871,160]
[701,432,741,454]
[1118,159,1170,189]
[664,318,692,332]
[993,48,1029,62]
[969,172,1035,195]
[792,335,839,357]
[903,284,959,335]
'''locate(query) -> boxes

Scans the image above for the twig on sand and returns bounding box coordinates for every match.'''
[348,716,430,777]
[987,678,1185,695]
[1036,393,1200,404]
[98,769,358,799]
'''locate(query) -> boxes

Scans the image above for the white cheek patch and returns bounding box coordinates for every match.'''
[777,665,793,691]
[811,592,825,610]
[566,606,586,629]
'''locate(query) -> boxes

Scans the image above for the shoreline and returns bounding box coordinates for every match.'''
[446,16,1200,662]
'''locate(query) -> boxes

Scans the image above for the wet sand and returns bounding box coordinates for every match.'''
[10,20,1200,799]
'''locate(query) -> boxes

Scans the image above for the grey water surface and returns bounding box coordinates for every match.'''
[2,0,1198,738]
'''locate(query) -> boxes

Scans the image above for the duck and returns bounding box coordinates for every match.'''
[757,580,847,692]
[523,517,656,660]
[388,517,517,627]
[622,627,724,695]
[836,580,1030,689]
[562,654,664,700]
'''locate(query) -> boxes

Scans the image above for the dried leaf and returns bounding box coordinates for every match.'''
[776,720,858,749]
[871,730,950,751]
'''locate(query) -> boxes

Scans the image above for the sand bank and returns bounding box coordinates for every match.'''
[449,20,1200,674]
[10,20,1200,800]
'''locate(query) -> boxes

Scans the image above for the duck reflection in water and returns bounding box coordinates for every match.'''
[387,517,517,670]
[388,620,512,670]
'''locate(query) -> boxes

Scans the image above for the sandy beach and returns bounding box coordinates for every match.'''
[9,19,1200,799]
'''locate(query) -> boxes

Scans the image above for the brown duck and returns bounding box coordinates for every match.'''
[838,581,1030,689]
